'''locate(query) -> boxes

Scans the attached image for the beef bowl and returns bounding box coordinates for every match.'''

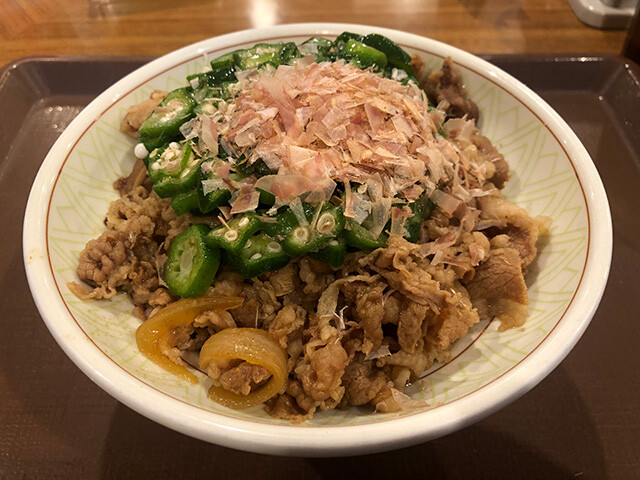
[23,23,612,456]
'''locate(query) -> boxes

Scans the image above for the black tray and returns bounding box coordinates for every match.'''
[1,55,639,479]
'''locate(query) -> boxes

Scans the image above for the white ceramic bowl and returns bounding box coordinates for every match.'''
[23,23,612,456]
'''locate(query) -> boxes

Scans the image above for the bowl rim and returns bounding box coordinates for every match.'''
[22,22,612,456]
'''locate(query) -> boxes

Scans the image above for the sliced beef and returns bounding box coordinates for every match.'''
[120,89,166,138]
[355,284,385,354]
[377,349,434,376]
[104,186,170,236]
[341,360,389,406]
[300,342,348,402]
[425,57,479,121]
[298,257,336,297]
[194,309,237,331]
[478,194,541,268]
[266,262,300,297]
[148,287,172,307]
[503,225,538,270]
[113,158,153,195]
[171,325,210,351]
[286,378,319,414]
[268,303,306,349]
[264,393,309,422]
[74,228,169,310]
[429,298,480,353]
[473,133,510,189]
[466,248,528,304]
[409,54,426,80]
[397,301,428,353]
[217,361,272,396]
[77,230,129,293]
[72,184,183,312]
[366,236,448,311]
[382,293,402,325]
[229,298,261,327]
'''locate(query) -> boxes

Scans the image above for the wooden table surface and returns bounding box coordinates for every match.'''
[0,0,629,67]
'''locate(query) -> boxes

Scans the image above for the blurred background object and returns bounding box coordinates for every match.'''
[567,0,638,28]
[623,0,640,61]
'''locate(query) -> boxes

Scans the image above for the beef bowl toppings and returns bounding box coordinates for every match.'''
[69,32,550,421]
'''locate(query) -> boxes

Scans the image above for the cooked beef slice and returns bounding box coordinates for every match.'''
[425,57,479,121]
[466,247,528,304]
[218,361,272,396]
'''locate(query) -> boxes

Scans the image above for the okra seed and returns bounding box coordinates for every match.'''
[159,102,182,122]
[224,229,239,242]
[250,253,263,261]
[317,213,336,234]
[161,143,181,163]
[266,242,282,253]
[238,217,250,228]
[293,227,310,243]
[245,240,252,249]
[329,239,339,247]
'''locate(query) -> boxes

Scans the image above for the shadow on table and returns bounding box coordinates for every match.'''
[97,366,606,480]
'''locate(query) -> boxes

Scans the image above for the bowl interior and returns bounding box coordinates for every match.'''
[40,28,590,430]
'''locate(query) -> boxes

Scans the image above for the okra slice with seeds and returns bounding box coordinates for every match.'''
[300,37,335,62]
[225,233,289,278]
[282,203,345,257]
[259,202,315,238]
[309,234,347,268]
[163,224,220,298]
[146,141,187,183]
[193,97,220,115]
[205,213,261,255]
[278,42,303,64]
[197,164,232,214]
[150,142,204,198]
[233,43,286,70]
[138,87,196,150]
